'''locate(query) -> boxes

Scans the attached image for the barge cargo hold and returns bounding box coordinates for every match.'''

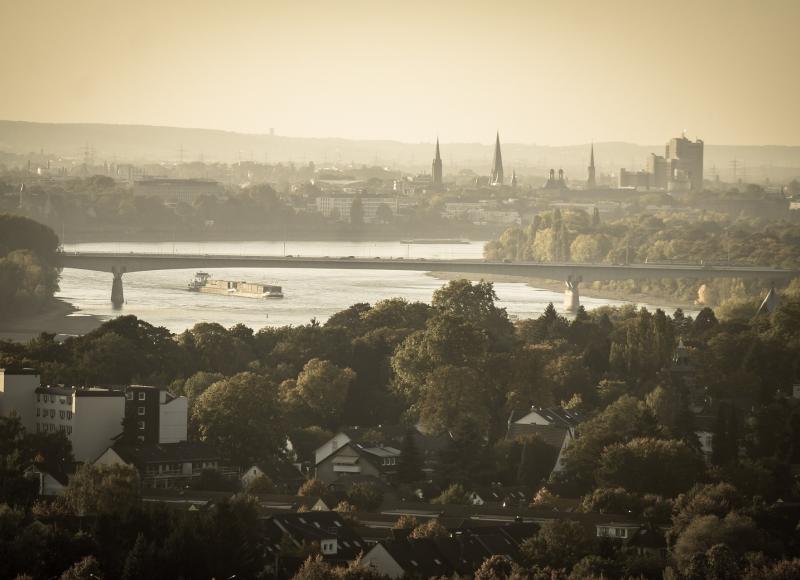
[187,272,283,298]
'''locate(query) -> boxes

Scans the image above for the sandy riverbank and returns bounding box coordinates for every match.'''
[428,271,699,312]
[0,299,106,343]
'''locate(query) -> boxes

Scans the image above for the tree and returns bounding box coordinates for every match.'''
[375,203,393,224]
[349,196,364,227]
[298,478,327,498]
[281,359,356,429]
[475,555,515,580]
[244,474,275,494]
[64,463,139,517]
[561,395,658,491]
[121,533,156,580]
[191,372,286,466]
[673,513,764,576]
[595,437,704,496]
[178,371,224,406]
[431,279,513,344]
[396,430,424,483]
[521,519,596,571]
[347,481,383,511]
[431,483,471,505]
[409,518,449,539]
[59,556,103,580]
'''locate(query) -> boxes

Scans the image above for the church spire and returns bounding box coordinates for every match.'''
[490,131,504,186]
[587,142,596,188]
[431,137,443,189]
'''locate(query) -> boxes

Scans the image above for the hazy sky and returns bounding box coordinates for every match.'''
[1,0,798,145]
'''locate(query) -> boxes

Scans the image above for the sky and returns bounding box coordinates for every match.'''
[1,0,799,146]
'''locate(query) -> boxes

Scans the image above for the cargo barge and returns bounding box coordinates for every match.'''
[187,272,283,298]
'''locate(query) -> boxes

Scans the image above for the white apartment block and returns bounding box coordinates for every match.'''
[35,386,125,463]
[0,369,188,463]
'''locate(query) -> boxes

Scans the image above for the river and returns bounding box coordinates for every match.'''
[57,240,689,333]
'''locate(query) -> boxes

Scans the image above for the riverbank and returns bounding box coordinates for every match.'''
[0,298,105,343]
[428,271,699,312]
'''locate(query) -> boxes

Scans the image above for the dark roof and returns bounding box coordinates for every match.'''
[381,538,452,578]
[0,367,39,375]
[111,441,223,465]
[36,385,124,398]
[264,512,367,560]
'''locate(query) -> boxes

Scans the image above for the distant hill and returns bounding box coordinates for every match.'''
[1,120,799,181]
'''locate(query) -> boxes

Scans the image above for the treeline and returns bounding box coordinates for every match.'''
[0,213,61,316]
[0,177,471,240]
[485,209,800,304]
[2,281,800,577]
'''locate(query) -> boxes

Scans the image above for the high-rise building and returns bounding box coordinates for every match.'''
[667,136,704,191]
[490,132,504,186]
[431,138,443,188]
[587,144,596,188]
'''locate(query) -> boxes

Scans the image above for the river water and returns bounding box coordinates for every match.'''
[58,240,684,333]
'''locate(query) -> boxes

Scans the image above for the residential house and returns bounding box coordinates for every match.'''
[315,441,401,484]
[508,406,582,473]
[241,459,307,494]
[95,441,238,489]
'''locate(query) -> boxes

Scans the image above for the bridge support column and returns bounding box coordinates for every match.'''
[111,268,125,309]
[564,276,581,313]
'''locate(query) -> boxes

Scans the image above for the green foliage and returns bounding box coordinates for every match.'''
[347,481,383,511]
[673,512,764,575]
[59,556,103,580]
[281,358,356,429]
[521,519,596,571]
[561,395,658,492]
[191,372,286,466]
[431,483,471,505]
[298,478,327,498]
[244,473,275,495]
[595,437,705,496]
[409,518,449,539]
[64,464,139,517]
[0,214,61,316]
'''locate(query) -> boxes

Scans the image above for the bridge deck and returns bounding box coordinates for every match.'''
[59,252,796,283]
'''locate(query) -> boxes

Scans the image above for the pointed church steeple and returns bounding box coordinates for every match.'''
[587,143,596,188]
[431,137,443,189]
[490,131,504,186]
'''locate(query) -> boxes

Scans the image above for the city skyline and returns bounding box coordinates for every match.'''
[2,0,799,146]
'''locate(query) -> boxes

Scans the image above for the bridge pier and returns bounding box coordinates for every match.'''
[111,268,125,309]
[564,276,581,313]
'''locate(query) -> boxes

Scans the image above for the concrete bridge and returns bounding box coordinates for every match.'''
[59,251,798,311]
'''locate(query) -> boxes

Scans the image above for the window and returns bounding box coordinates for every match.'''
[66,426,72,435]
[60,410,65,419]
[59,425,65,432]
[138,392,146,401]
[126,392,133,400]
[59,397,66,405]
[137,435,144,442]
[138,421,145,430]
[36,394,40,402]
[137,406,146,416]
[67,411,72,420]
[36,423,40,432]
[36,408,40,417]
[49,409,55,418]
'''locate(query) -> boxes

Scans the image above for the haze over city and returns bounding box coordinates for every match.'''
[2,0,800,145]
[2,2,800,580]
